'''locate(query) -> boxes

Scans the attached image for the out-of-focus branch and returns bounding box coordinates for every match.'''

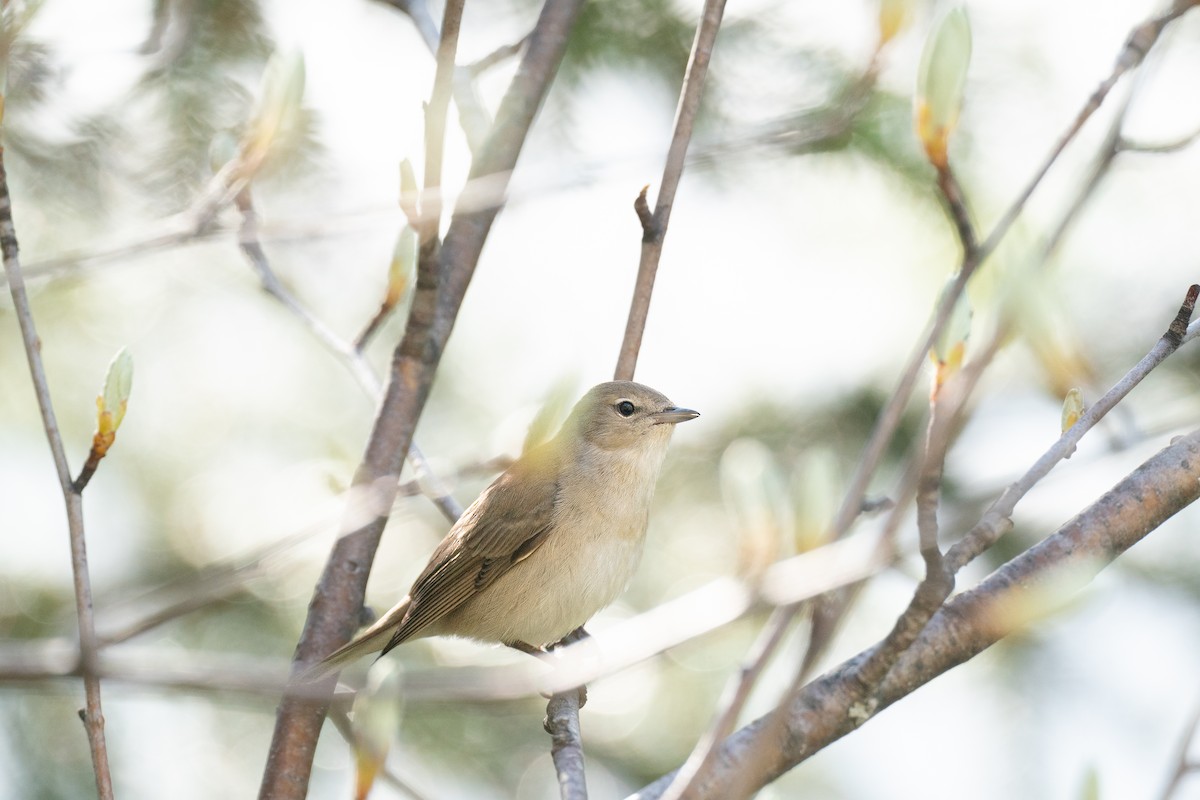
[829,1,1188,552]
[258,2,587,797]
[236,179,462,525]
[374,0,491,153]
[469,36,529,76]
[659,605,797,800]
[614,0,726,381]
[633,426,1200,799]
[0,149,114,797]
[418,0,463,245]
[946,284,1199,572]
[327,707,434,800]
[1159,700,1200,800]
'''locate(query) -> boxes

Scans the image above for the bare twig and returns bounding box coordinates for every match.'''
[934,163,977,257]
[829,3,1186,551]
[374,0,491,153]
[469,35,529,76]
[659,605,797,800]
[419,0,464,245]
[258,2,587,796]
[1159,699,1200,800]
[946,284,1200,572]
[614,0,726,381]
[632,426,1200,799]
[976,4,1188,264]
[546,692,588,800]
[849,389,955,692]
[0,151,114,796]
[236,189,463,523]
[1,529,890,704]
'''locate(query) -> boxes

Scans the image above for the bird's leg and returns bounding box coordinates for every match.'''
[507,640,548,658]
[556,626,590,647]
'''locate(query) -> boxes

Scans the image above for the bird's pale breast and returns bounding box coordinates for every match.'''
[435,431,672,645]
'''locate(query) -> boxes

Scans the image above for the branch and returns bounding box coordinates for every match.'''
[374,0,491,153]
[614,0,726,381]
[828,2,1188,550]
[946,284,1200,572]
[257,2,586,797]
[1160,699,1200,800]
[658,605,797,800]
[545,692,588,799]
[419,0,464,245]
[633,426,1200,799]
[0,149,114,795]
[236,179,462,524]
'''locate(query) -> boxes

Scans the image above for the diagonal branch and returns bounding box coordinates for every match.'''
[633,426,1200,799]
[257,2,587,798]
[827,0,1191,555]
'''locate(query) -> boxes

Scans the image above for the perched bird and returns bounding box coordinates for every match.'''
[303,380,698,680]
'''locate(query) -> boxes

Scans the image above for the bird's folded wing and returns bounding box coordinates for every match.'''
[381,445,561,653]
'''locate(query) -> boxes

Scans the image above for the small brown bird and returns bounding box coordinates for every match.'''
[304,380,698,680]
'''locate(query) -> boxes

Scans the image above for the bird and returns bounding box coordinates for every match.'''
[302,380,698,680]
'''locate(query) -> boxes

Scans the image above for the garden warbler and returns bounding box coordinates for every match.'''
[303,380,698,679]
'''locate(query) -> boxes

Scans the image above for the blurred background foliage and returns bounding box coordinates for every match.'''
[3,0,1200,798]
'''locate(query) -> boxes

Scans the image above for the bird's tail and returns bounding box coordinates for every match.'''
[296,596,413,683]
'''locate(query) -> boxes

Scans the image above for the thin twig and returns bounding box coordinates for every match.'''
[828,2,1183,550]
[659,605,797,800]
[546,692,588,800]
[419,0,464,245]
[374,0,491,153]
[0,150,114,796]
[469,35,529,76]
[1159,699,1200,800]
[1,529,891,704]
[236,189,464,523]
[946,284,1200,572]
[934,163,977,257]
[614,0,726,381]
[632,426,1200,799]
[976,4,1187,264]
[849,386,955,691]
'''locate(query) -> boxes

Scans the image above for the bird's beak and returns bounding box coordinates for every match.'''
[652,406,700,425]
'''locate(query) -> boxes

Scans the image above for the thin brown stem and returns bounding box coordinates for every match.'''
[469,35,529,76]
[1159,700,1200,800]
[614,0,726,381]
[633,427,1200,799]
[935,163,977,257]
[976,4,1187,264]
[828,3,1185,550]
[660,605,797,800]
[850,391,954,693]
[327,707,435,800]
[0,150,114,797]
[946,284,1200,572]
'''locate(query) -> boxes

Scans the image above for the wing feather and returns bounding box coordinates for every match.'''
[380,443,561,653]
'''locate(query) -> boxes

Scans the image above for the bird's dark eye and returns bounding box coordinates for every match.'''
[616,400,636,417]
